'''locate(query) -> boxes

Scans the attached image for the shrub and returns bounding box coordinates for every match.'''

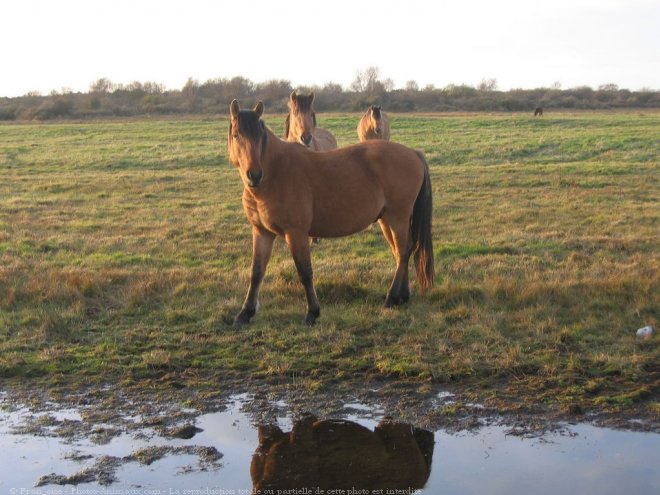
[33,98,74,120]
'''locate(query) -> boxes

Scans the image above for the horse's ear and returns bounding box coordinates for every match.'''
[377,105,382,110]
[254,101,264,118]
[257,424,284,444]
[290,91,297,102]
[230,99,240,119]
[309,92,315,103]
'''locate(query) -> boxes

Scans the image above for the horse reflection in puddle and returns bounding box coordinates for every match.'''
[251,415,434,492]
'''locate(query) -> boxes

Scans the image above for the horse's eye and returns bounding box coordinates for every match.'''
[233,133,239,139]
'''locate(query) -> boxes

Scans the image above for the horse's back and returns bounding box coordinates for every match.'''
[353,140,423,196]
[381,113,391,141]
[299,139,423,184]
[313,127,338,151]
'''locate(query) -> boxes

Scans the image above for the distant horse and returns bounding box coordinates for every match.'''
[357,105,391,142]
[228,100,434,325]
[251,415,434,491]
[534,107,543,116]
[284,91,338,151]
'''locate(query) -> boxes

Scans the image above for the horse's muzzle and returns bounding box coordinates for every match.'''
[247,169,263,188]
[300,134,313,147]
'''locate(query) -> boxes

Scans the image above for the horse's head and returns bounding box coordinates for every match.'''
[369,105,383,135]
[286,91,317,147]
[228,99,267,189]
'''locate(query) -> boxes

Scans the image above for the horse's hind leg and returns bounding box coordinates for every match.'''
[378,218,396,257]
[285,230,321,326]
[380,215,412,307]
[235,226,275,326]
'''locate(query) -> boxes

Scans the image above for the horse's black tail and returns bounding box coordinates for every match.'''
[411,151,435,292]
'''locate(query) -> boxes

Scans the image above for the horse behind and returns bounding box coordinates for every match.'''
[228,100,434,326]
[284,91,337,151]
[357,105,391,142]
[534,107,543,116]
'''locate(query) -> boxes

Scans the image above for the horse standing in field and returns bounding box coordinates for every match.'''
[357,105,391,142]
[228,100,434,326]
[534,107,544,116]
[284,91,338,151]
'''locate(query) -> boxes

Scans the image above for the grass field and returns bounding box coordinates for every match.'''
[0,111,658,415]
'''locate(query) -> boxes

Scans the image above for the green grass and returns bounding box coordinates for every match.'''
[1,112,658,414]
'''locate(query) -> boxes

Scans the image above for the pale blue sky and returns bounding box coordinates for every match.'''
[1,0,658,97]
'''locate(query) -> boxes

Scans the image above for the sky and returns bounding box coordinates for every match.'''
[1,0,658,97]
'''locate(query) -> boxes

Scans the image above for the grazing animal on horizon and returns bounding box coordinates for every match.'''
[284,91,337,151]
[534,107,543,116]
[357,105,391,142]
[228,100,434,326]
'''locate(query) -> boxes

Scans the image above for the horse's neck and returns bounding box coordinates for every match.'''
[259,128,310,182]
[263,127,289,159]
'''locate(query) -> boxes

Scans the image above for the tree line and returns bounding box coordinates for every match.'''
[1,68,658,121]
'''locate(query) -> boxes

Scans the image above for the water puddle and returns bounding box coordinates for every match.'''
[1,392,658,494]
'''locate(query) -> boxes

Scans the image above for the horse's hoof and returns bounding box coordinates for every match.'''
[384,295,402,308]
[303,309,320,326]
[233,309,255,326]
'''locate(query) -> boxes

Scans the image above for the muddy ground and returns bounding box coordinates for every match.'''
[1,376,657,489]
[2,375,657,437]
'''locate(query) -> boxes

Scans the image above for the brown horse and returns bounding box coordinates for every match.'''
[357,105,391,142]
[228,100,434,325]
[284,91,338,151]
[534,107,544,116]
[251,415,434,491]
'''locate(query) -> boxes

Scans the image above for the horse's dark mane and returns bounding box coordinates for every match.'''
[292,95,317,127]
[293,94,314,111]
[286,99,317,135]
[236,110,263,139]
[232,110,267,154]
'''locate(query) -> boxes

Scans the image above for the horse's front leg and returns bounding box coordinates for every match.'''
[285,230,321,326]
[234,226,275,326]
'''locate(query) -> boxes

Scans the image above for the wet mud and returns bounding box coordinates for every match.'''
[1,381,658,493]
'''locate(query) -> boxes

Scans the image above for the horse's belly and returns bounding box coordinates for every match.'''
[309,201,382,238]
[309,221,374,238]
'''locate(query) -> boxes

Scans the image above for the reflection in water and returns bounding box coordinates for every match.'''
[251,414,434,492]
[1,392,659,494]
